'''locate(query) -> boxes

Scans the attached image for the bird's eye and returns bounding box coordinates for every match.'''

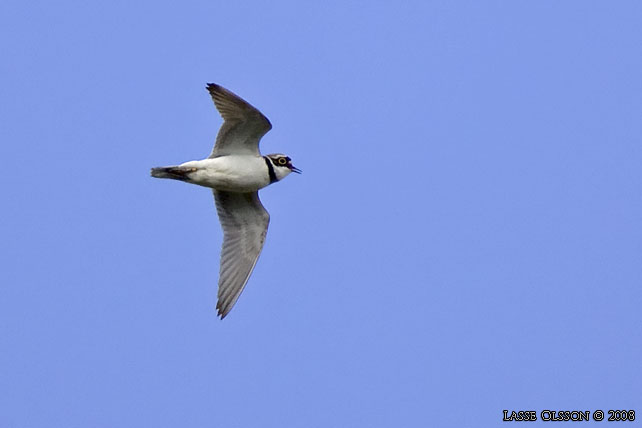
[278,157,287,165]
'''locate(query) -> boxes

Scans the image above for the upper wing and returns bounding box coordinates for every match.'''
[207,83,272,157]
[213,190,270,319]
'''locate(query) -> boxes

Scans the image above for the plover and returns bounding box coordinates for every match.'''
[151,83,300,319]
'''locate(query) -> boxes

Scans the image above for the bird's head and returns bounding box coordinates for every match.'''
[266,154,301,180]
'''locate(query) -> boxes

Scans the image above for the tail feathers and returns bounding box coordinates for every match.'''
[150,166,193,181]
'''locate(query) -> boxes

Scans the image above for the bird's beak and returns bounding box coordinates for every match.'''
[290,165,302,174]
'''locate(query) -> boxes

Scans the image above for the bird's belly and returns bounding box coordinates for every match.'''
[199,171,267,192]
[183,157,269,192]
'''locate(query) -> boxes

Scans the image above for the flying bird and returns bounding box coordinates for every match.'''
[151,83,300,319]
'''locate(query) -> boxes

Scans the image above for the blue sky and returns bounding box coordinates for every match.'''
[1,1,641,426]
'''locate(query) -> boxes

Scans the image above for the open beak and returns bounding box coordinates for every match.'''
[289,165,302,174]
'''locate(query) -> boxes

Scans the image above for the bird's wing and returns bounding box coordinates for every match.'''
[213,190,270,318]
[206,83,272,157]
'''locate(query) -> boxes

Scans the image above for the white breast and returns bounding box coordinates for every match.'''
[180,156,271,192]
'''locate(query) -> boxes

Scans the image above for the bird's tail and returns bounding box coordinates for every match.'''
[150,166,193,181]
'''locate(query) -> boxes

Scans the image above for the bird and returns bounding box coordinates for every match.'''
[151,83,300,319]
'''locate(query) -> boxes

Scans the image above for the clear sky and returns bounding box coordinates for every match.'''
[1,1,640,426]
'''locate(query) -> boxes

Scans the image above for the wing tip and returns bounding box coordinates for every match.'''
[216,303,231,320]
[206,82,222,94]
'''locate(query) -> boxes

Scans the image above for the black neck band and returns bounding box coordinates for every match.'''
[264,156,278,184]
